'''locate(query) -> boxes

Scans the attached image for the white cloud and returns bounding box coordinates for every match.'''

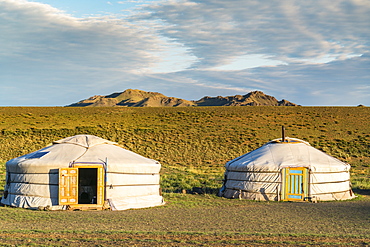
[0,0,163,72]
[142,53,370,105]
[210,54,287,71]
[0,0,369,106]
[139,0,370,68]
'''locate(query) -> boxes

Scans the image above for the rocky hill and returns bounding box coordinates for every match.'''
[195,91,297,106]
[67,89,196,107]
[67,89,297,107]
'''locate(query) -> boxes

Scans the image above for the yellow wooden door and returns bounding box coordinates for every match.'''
[59,168,78,205]
[97,167,105,205]
[283,167,308,201]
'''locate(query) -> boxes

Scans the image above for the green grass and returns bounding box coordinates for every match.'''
[0,193,369,246]
[0,106,369,247]
[0,106,369,192]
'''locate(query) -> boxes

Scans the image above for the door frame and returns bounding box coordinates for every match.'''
[59,162,106,208]
[281,167,309,201]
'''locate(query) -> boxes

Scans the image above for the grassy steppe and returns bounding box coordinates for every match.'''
[0,106,369,246]
[0,106,369,191]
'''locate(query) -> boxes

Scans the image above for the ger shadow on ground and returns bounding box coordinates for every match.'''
[353,188,370,196]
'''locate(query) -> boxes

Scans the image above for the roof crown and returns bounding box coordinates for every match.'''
[53,135,117,148]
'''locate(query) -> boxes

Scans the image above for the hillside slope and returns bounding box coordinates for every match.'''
[195,91,296,106]
[67,89,297,107]
[68,89,196,107]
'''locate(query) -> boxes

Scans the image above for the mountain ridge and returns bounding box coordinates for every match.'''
[67,89,297,107]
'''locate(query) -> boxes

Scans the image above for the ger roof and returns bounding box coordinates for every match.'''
[226,137,350,172]
[267,137,310,145]
[6,135,160,174]
[53,134,117,148]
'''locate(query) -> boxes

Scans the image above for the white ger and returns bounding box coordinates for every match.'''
[1,135,164,210]
[219,137,355,202]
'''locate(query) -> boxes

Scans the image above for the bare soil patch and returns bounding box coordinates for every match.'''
[0,231,369,246]
[0,194,369,246]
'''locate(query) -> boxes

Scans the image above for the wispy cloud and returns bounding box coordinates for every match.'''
[0,0,369,106]
[0,0,167,71]
[138,0,369,69]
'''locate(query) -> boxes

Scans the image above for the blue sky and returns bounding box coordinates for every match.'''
[0,0,369,106]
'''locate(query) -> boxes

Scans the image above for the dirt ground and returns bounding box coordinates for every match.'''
[0,231,369,246]
[0,193,369,246]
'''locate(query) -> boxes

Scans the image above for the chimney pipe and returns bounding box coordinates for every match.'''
[282,126,285,142]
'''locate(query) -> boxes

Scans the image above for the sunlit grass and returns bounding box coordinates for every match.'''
[0,106,369,192]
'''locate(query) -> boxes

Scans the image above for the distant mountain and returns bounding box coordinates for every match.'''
[195,91,297,106]
[67,89,297,107]
[67,89,196,107]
